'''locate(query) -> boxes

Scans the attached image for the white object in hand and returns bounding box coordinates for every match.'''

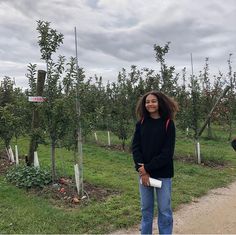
[149,177,162,188]
[140,177,162,188]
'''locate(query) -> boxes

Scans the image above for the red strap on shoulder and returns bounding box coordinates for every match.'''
[166,118,170,131]
[141,117,144,124]
[141,117,170,132]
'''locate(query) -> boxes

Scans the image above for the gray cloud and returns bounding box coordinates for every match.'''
[1,0,236,88]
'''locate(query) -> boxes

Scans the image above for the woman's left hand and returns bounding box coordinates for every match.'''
[141,174,150,186]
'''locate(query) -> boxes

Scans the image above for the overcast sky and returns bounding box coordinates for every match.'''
[1,0,236,89]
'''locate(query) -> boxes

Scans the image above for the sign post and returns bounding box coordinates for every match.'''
[27,70,46,166]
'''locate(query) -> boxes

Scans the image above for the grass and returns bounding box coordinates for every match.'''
[0,127,236,233]
[85,130,129,149]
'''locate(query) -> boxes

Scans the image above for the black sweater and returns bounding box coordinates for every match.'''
[132,117,176,178]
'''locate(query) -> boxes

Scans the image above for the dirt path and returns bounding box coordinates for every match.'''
[111,181,236,234]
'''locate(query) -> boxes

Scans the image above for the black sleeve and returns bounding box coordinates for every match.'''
[144,120,176,172]
[132,122,144,170]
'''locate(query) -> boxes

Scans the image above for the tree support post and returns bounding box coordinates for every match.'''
[28,70,46,165]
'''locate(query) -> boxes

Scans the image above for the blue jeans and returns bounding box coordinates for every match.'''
[139,178,173,235]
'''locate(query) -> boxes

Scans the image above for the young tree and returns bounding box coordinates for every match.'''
[26,63,37,95]
[12,87,29,141]
[176,67,191,131]
[0,104,16,149]
[143,67,160,93]
[200,58,214,138]
[43,56,66,181]
[0,77,16,149]
[154,42,177,96]
[208,72,225,132]
[36,20,65,181]
[0,76,15,107]
[109,69,133,150]
[224,54,236,140]
[127,65,143,122]
[36,20,64,70]
[189,73,201,139]
[0,77,27,149]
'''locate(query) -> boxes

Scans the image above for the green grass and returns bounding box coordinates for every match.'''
[86,130,123,146]
[1,130,236,233]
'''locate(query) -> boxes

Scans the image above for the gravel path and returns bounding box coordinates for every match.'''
[111,181,236,234]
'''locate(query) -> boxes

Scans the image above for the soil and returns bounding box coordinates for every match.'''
[0,150,119,208]
[173,181,236,234]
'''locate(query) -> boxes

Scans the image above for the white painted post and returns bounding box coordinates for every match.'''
[6,147,11,161]
[186,127,189,136]
[108,131,111,146]
[34,151,40,168]
[196,141,201,164]
[94,132,98,142]
[9,146,15,162]
[15,145,19,165]
[74,163,80,195]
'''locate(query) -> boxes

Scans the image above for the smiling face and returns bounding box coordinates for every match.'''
[145,94,160,118]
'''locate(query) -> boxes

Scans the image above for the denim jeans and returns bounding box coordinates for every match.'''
[139,178,173,235]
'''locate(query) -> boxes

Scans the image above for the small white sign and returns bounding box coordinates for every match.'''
[28,96,46,102]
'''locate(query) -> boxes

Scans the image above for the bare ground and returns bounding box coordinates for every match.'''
[112,181,236,234]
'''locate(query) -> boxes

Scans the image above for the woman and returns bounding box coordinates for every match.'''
[132,91,178,235]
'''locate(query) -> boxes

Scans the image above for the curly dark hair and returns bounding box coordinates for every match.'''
[135,91,179,120]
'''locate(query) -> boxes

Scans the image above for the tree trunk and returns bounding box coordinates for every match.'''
[207,120,212,139]
[28,70,46,165]
[122,138,125,151]
[51,138,56,182]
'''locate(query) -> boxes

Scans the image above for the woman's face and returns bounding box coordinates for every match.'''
[145,94,159,115]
